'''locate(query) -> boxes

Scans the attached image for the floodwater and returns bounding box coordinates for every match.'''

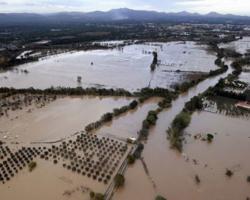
[239,72,250,84]
[114,65,235,200]
[0,159,105,200]
[0,42,217,91]
[219,36,250,54]
[0,96,132,144]
[95,98,161,140]
[184,112,250,200]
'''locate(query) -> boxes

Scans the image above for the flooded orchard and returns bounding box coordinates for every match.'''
[0,41,217,91]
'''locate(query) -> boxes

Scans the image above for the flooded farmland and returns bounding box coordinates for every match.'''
[0,96,132,144]
[0,37,249,200]
[95,97,161,139]
[115,111,250,200]
[0,42,217,91]
[114,67,239,200]
[219,37,250,54]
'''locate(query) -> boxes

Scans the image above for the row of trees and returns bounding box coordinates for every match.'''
[0,87,133,97]
[167,95,203,151]
[0,86,177,99]
[85,100,139,132]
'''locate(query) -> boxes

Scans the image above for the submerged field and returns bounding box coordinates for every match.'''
[114,111,250,200]
[219,37,250,55]
[0,41,217,91]
[0,38,249,200]
[0,94,134,199]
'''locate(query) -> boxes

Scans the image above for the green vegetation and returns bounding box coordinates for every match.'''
[172,112,191,131]
[133,143,144,159]
[155,195,167,200]
[231,56,250,75]
[150,52,158,71]
[0,87,132,97]
[184,95,203,113]
[158,98,172,109]
[129,100,138,109]
[135,87,176,99]
[139,110,158,139]
[127,154,136,164]
[174,78,204,93]
[28,161,37,172]
[167,111,191,151]
[89,192,104,200]
[167,95,203,151]
[85,99,139,132]
[138,98,172,140]
[225,169,233,177]
[205,77,247,101]
[206,133,214,142]
[167,127,183,151]
[114,174,125,188]
[195,174,201,184]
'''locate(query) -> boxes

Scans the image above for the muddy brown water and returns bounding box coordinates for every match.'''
[0,42,217,91]
[95,98,162,140]
[114,65,249,200]
[0,96,132,144]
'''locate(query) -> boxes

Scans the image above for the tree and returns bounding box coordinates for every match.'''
[155,195,167,200]
[114,174,125,188]
[172,112,191,131]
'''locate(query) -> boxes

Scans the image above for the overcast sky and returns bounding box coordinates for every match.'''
[0,0,249,15]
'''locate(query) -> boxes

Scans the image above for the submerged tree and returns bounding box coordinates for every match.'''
[150,51,158,71]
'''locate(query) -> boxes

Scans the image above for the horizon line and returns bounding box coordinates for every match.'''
[0,8,249,17]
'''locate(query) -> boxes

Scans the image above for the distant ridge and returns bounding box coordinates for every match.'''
[0,8,250,25]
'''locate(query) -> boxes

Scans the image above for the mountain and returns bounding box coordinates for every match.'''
[0,8,250,25]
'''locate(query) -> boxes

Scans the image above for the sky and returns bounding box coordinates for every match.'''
[0,0,249,15]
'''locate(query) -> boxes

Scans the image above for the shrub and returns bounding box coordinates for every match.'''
[167,127,183,151]
[225,169,233,177]
[101,113,113,122]
[195,175,201,184]
[155,195,167,200]
[114,174,125,188]
[94,193,104,200]
[158,98,172,108]
[28,161,37,172]
[90,191,95,198]
[184,96,203,112]
[127,155,135,164]
[207,133,214,142]
[129,100,138,109]
[172,112,191,131]
[134,143,144,159]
